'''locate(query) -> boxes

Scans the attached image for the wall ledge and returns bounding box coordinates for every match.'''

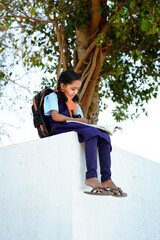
[0,132,160,240]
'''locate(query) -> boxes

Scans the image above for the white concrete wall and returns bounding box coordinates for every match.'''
[0,132,160,240]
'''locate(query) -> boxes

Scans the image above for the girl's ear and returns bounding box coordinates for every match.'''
[60,83,65,90]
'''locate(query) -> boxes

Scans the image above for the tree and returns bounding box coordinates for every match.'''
[0,0,160,123]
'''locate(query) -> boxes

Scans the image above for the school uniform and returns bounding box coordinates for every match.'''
[44,92,112,182]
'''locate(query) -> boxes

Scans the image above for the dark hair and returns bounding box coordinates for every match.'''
[57,70,81,103]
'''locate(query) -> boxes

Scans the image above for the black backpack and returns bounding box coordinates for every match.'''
[32,88,57,138]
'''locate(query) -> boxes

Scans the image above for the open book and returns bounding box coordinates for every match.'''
[66,120,122,136]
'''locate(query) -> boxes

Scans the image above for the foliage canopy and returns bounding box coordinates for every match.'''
[0,0,160,122]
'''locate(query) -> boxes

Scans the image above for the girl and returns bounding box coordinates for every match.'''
[44,70,127,197]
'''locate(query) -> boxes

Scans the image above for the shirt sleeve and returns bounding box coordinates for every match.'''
[44,92,58,116]
[77,104,84,118]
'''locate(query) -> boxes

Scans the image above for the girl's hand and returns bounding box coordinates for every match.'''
[51,110,88,123]
[74,118,88,123]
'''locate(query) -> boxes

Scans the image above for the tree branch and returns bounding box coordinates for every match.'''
[80,47,103,117]
[90,0,101,41]
[81,52,93,83]
[10,14,57,26]
[107,0,127,25]
[79,47,99,101]
[120,42,160,53]
[74,38,97,73]
[54,18,67,73]
[75,0,127,73]
[0,70,32,95]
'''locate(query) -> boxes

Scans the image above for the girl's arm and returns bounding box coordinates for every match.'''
[51,110,87,123]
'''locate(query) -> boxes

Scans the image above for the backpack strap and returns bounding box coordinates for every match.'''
[49,122,59,136]
[61,90,77,117]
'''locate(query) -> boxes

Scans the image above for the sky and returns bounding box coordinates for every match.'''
[1,90,160,164]
[99,95,160,164]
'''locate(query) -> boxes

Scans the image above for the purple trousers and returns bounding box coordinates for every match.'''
[85,136,111,182]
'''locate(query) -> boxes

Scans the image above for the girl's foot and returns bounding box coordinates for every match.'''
[101,179,123,196]
[85,177,105,192]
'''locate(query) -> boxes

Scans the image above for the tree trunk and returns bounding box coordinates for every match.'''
[80,46,102,119]
[76,28,89,61]
[87,90,100,124]
[74,0,102,123]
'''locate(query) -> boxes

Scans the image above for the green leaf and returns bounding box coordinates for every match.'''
[130,1,136,8]
[0,72,5,79]
[151,24,156,34]
[120,9,125,16]
[116,31,120,39]
[141,19,149,31]
[30,8,36,15]
[136,50,141,56]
